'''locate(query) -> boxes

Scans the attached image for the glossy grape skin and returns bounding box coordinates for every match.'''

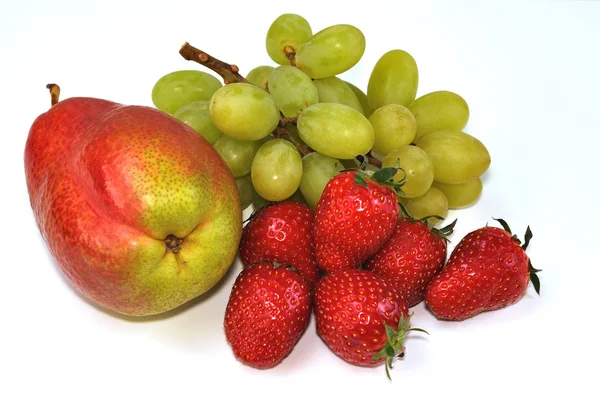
[300,152,340,209]
[172,100,222,145]
[313,77,363,113]
[246,66,275,91]
[266,14,312,65]
[344,81,373,117]
[367,50,418,110]
[235,175,254,210]
[209,83,280,141]
[152,70,222,114]
[383,145,434,198]
[369,104,417,156]
[416,130,491,184]
[400,187,449,226]
[408,91,470,142]
[296,24,366,79]
[251,139,303,201]
[267,66,319,117]
[213,135,262,178]
[432,178,482,209]
[297,103,374,159]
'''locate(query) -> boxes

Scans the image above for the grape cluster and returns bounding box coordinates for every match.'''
[151,13,491,224]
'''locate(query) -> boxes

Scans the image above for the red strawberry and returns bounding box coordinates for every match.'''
[313,269,427,380]
[313,168,401,273]
[224,262,311,369]
[425,218,541,321]
[365,215,456,307]
[239,201,319,287]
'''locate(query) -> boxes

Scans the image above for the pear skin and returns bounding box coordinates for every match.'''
[24,97,242,316]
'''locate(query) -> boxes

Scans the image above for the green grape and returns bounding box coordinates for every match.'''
[235,175,254,210]
[400,187,448,227]
[251,139,303,201]
[345,81,373,117]
[266,14,312,65]
[213,135,262,178]
[383,145,434,198]
[367,50,418,110]
[172,100,223,144]
[300,152,340,209]
[267,66,319,117]
[251,186,272,212]
[246,66,275,91]
[409,91,470,142]
[416,130,491,184]
[297,103,374,159]
[209,83,280,141]
[296,24,366,79]
[152,70,222,114]
[369,104,417,156]
[432,178,482,209]
[313,77,363,113]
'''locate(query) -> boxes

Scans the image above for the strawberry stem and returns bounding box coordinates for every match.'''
[371,313,428,381]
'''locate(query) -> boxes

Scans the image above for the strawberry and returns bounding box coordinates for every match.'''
[313,269,427,380]
[224,262,311,369]
[365,212,457,307]
[313,168,402,273]
[239,201,319,287]
[425,218,541,321]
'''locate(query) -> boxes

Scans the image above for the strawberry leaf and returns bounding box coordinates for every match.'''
[371,167,398,183]
[407,327,430,335]
[529,259,541,295]
[493,217,512,234]
[354,173,368,188]
[384,321,397,342]
[385,360,392,381]
[420,214,445,223]
[432,219,458,242]
[522,226,533,251]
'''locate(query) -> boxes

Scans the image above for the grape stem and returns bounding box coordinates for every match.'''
[178,42,381,169]
[283,46,296,66]
[275,121,312,156]
[367,154,382,168]
[280,116,298,125]
[46,83,60,106]
[179,43,248,84]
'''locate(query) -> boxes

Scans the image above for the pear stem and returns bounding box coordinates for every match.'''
[179,42,248,84]
[46,83,60,106]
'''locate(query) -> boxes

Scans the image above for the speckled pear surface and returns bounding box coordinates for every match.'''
[24,97,242,316]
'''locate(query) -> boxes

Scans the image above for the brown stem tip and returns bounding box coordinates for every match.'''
[179,42,248,84]
[367,153,383,169]
[46,83,60,106]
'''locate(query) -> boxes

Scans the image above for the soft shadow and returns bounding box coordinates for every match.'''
[46,246,241,323]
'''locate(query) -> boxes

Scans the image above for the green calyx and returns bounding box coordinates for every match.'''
[341,155,407,196]
[399,202,457,242]
[371,313,429,381]
[492,218,541,295]
[353,167,406,193]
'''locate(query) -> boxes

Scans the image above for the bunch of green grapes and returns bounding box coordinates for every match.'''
[150,13,491,223]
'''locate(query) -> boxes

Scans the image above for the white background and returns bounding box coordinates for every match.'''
[1,0,598,399]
